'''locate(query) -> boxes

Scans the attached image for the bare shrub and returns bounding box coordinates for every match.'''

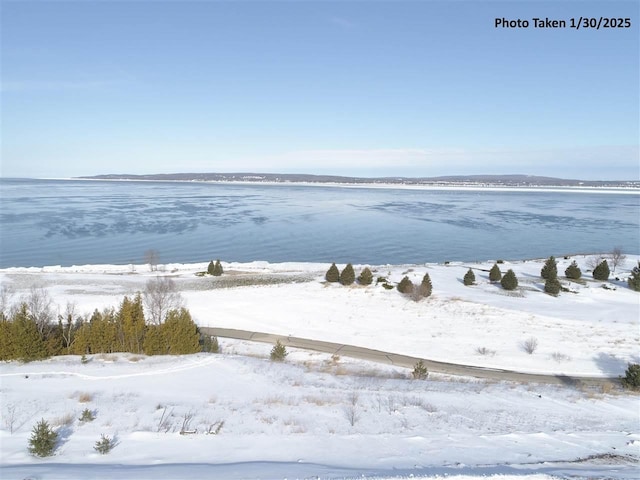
[476,347,496,357]
[53,412,74,427]
[207,420,224,435]
[342,391,360,426]
[343,404,360,426]
[3,404,18,434]
[610,247,626,274]
[179,410,195,434]
[78,392,93,403]
[521,337,538,355]
[551,351,571,363]
[156,406,173,433]
[143,277,183,325]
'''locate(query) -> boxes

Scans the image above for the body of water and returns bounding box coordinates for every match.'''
[0,178,638,268]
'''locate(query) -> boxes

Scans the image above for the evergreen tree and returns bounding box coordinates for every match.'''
[325,263,340,282]
[88,309,114,354]
[628,262,640,292]
[143,324,166,355]
[489,264,502,282]
[44,321,65,357]
[212,260,224,276]
[564,260,582,280]
[340,263,356,285]
[541,256,558,280]
[270,340,288,361]
[162,308,200,355]
[11,304,47,361]
[501,269,518,291]
[544,277,561,295]
[357,267,373,285]
[118,295,145,354]
[94,434,116,454]
[412,360,428,380]
[207,261,215,275]
[397,276,414,294]
[70,321,91,355]
[28,419,58,457]
[593,260,610,281]
[463,268,476,286]
[621,363,640,390]
[0,316,15,360]
[419,273,433,298]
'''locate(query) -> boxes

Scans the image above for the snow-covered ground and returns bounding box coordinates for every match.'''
[1,254,638,479]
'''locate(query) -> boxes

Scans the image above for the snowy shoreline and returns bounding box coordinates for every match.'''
[1,254,638,479]
[2,254,638,377]
[38,176,640,194]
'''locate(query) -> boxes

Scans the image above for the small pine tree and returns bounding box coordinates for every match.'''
[207,261,215,275]
[627,262,640,292]
[621,363,640,390]
[397,276,414,294]
[420,273,433,298]
[544,277,561,295]
[463,268,475,286]
[28,419,58,457]
[541,256,558,280]
[357,267,373,285]
[79,408,95,422]
[200,333,219,353]
[412,360,428,380]
[94,434,115,454]
[340,263,356,286]
[501,269,518,291]
[565,260,582,280]
[592,260,610,281]
[489,264,502,282]
[270,340,288,361]
[212,260,223,276]
[325,263,340,282]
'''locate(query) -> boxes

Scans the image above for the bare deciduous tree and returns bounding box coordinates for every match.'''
[59,302,77,352]
[24,285,54,335]
[143,277,183,325]
[144,249,159,272]
[0,284,15,318]
[610,247,626,274]
[586,255,606,271]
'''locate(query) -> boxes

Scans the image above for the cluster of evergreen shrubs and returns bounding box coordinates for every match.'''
[207,260,224,276]
[325,263,372,286]
[0,294,215,361]
[483,263,518,291]
[326,263,433,299]
[397,273,433,300]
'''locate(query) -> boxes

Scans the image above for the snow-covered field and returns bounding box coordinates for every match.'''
[1,254,639,479]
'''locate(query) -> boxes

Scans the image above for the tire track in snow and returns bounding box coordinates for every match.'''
[0,354,218,380]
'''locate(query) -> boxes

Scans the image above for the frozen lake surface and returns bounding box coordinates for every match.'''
[1,178,638,267]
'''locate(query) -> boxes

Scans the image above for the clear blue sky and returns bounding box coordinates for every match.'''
[1,1,638,180]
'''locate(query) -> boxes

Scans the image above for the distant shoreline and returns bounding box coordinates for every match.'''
[35,176,639,195]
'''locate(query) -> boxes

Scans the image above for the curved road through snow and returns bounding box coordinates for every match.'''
[200,327,620,388]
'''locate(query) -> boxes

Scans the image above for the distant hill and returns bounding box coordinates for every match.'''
[78,173,639,188]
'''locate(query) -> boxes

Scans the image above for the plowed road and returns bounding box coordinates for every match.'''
[200,327,620,388]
